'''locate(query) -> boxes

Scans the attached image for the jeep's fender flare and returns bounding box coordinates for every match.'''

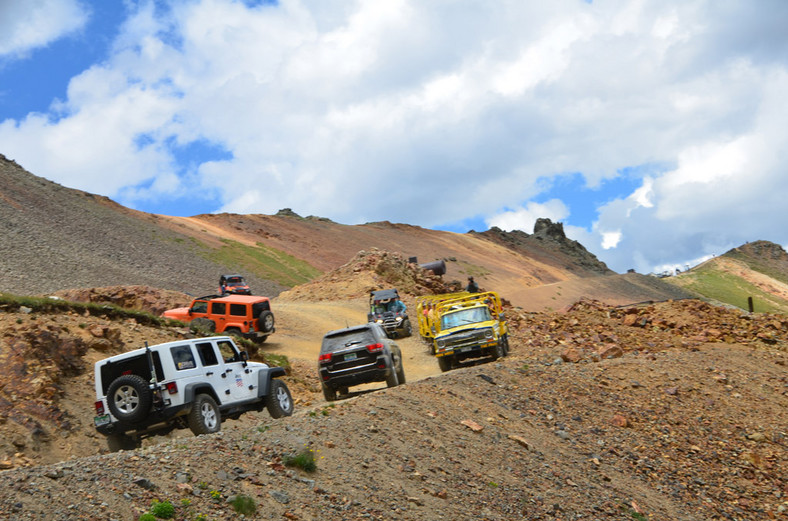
[256,367,287,398]
[222,321,246,332]
[183,383,222,407]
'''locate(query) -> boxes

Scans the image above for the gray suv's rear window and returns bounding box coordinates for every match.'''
[321,328,377,354]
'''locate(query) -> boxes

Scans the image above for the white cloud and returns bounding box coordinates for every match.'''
[601,231,622,250]
[0,0,88,58]
[1,0,787,274]
[486,200,569,234]
[592,66,788,273]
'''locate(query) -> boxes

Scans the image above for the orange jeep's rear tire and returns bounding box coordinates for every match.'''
[258,311,275,333]
[225,327,242,338]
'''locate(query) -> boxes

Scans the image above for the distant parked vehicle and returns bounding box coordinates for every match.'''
[317,322,405,401]
[219,274,251,295]
[367,288,412,338]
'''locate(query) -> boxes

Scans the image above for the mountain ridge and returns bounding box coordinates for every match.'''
[2,155,636,309]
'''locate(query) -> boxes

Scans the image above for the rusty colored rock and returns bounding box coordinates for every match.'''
[560,347,583,363]
[597,344,623,359]
[508,434,532,450]
[461,419,484,432]
[611,414,630,428]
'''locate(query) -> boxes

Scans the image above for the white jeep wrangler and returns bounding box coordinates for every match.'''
[93,336,293,451]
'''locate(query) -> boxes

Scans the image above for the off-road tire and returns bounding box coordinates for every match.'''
[266,379,294,418]
[106,375,152,424]
[396,358,406,384]
[437,355,453,372]
[259,311,275,333]
[188,394,221,435]
[190,317,216,335]
[502,334,510,356]
[106,433,140,452]
[322,383,337,402]
[225,327,242,338]
[386,363,400,388]
[489,340,504,361]
[402,318,413,337]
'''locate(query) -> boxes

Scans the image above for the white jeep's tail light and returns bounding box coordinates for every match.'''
[95,401,105,415]
[165,381,178,394]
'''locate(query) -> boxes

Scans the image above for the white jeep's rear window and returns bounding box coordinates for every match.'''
[171,345,196,370]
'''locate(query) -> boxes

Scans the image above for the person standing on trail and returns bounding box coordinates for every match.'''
[466,277,479,293]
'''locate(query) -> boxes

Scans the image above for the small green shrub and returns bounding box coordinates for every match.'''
[138,514,156,521]
[150,499,175,519]
[284,449,317,472]
[230,494,257,515]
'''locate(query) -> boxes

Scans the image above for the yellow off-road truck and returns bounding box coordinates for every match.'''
[416,291,510,372]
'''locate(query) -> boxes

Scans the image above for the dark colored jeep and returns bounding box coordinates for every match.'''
[367,288,412,338]
[317,322,405,401]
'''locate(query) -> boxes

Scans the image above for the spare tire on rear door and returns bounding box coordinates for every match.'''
[106,374,152,424]
[258,311,275,333]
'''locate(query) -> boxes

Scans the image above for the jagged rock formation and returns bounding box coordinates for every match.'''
[475,218,613,276]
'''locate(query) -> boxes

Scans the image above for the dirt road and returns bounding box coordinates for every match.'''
[264,299,441,396]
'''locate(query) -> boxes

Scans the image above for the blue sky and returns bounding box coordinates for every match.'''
[2,1,788,274]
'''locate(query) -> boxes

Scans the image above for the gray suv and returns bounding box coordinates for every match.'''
[317,322,405,401]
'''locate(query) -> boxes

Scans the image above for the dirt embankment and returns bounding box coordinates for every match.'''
[0,297,785,520]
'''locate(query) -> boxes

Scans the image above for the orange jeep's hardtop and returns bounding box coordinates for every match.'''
[163,294,275,341]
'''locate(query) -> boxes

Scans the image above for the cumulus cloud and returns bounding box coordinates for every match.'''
[1,0,787,273]
[592,65,788,272]
[486,200,569,234]
[0,0,88,59]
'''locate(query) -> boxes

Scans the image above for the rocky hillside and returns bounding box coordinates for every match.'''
[3,154,700,311]
[0,154,286,298]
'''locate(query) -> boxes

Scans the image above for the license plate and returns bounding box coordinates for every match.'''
[458,346,474,353]
[94,414,111,427]
[344,352,358,361]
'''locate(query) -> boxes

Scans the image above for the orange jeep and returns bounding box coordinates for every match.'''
[163,294,275,342]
